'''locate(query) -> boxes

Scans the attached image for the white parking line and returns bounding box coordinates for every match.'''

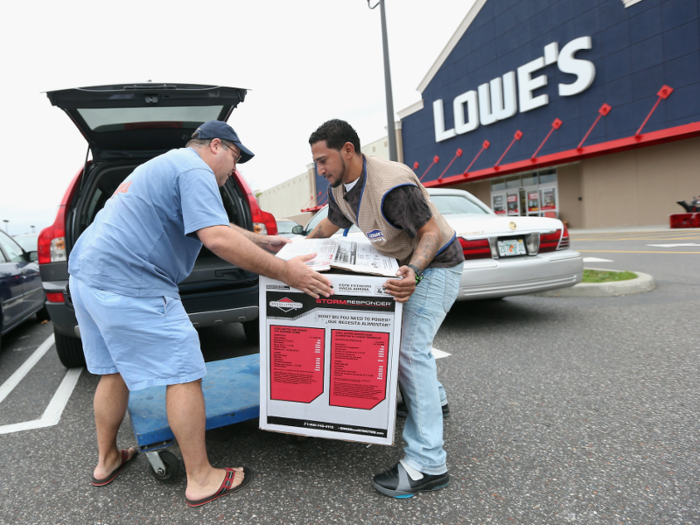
[583,257,614,263]
[0,334,83,435]
[0,334,55,404]
[647,243,700,247]
[431,348,451,359]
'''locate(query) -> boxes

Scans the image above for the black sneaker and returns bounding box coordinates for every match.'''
[372,462,450,498]
[396,401,450,419]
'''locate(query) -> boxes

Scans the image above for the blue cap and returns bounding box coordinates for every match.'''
[193,120,255,163]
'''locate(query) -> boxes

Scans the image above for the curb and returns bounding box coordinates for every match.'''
[532,269,656,297]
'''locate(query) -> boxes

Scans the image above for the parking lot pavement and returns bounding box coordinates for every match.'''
[1,237,698,524]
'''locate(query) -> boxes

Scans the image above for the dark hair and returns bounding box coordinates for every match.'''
[309,119,361,154]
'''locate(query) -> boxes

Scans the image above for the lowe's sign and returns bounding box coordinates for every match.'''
[433,36,595,142]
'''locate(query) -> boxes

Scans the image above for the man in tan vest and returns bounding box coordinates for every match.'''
[307,119,464,498]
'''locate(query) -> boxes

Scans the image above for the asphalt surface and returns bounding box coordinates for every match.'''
[0,228,698,524]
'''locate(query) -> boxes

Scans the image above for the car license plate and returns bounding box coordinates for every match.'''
[498,238,526,257]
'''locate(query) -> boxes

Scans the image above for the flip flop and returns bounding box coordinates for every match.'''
[91,448,139,487]
[185,467,254,508]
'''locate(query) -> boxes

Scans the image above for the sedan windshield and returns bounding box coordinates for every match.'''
[306,207,361,235]
[430,195,491,215]
[276,220,298,235]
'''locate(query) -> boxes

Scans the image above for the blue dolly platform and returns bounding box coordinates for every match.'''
[127,354,260,481]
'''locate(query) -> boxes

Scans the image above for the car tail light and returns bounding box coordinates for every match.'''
[254,210,278,236]
[38,168,83,264]
[539,224,570,252]
[231,170,278,236]
[458,238,492,260]
[46,292,65,303]
[525,233,540,255]
[38,215,67,264]
[559,224,570,249]
[539,229,562,252]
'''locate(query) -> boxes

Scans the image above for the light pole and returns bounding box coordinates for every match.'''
[2,220,8,233]
[368,0,398,162]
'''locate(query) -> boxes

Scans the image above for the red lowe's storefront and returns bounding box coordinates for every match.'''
[398,0,700,228]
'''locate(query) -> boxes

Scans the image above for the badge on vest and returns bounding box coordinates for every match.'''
[366,229,386,243]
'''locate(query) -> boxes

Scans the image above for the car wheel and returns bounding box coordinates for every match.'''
[54,330,86,368]
[36,305,51,323]
[242,319,259,344]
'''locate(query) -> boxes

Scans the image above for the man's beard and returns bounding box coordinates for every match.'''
[329,156,347,188]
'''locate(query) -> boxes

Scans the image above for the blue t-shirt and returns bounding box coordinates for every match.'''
[69,148,230,298]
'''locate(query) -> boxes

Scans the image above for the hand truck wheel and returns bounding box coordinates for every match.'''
[147,450,180,483]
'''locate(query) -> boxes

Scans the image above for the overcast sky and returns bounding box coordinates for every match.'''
[0,0,475,236]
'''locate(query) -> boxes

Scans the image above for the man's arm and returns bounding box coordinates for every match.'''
[306,218,340,239]
[229,223,290,253]
[198,225,333,298]
[383,217,441,303]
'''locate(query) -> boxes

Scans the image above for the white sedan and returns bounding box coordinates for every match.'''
[293,188,583,301]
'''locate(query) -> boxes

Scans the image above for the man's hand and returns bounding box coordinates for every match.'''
[283,254,334,299]
[383,266,416,303]
[198,225,332,299]
[383,217,441,303]
[257,234,290,254]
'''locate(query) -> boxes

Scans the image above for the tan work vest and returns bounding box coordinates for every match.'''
[330,156,456,266]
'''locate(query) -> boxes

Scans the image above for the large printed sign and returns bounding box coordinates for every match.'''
[527,191,540,213]
[259,274,403,445]
[270,326,325,403]
[542,188,557,211]
[433,36,595,142]
[492,194,506,215]
[507,193,519,216]
[330,330,389,410]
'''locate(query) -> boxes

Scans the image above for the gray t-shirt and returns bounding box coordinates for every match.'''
[327,170,464,269]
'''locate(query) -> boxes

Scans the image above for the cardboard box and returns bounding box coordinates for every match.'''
[259,272,403,445]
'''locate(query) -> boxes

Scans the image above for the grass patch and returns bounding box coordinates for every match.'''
[583,269,637,283]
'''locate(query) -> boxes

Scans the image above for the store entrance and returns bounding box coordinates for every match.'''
[490,169,558,218]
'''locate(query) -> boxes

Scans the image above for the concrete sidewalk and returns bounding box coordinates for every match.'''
[534,269,656,297]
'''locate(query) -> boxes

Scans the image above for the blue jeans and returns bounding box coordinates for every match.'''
[398,263,462,475]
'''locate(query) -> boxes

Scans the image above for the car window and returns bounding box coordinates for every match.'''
[276,220,298,235]
[305,207,361,235]
[14,234,38,252]
[77,106,224,132]
[305,207,329,233]
[86,188,105,223]
[0,231,25,263]
[430,195,491,215]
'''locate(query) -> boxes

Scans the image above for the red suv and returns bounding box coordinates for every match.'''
[39,83,276,368]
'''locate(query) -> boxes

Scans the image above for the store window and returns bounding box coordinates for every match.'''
[506,176,521,189]
[521,174,537,187]
[490,169,559,218]
[539,169,557,185]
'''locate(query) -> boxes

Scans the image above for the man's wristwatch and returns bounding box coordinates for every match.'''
[407,264,424,285]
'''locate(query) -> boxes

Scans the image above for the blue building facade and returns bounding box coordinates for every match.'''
[401,0,700,181]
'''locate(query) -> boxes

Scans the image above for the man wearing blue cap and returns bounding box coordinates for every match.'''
[69,120,334,507]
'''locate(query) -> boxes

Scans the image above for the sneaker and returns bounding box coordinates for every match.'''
[396,401,450,419]
[372,462,450,498]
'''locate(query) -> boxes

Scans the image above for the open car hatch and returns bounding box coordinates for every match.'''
[46,83,247,157]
